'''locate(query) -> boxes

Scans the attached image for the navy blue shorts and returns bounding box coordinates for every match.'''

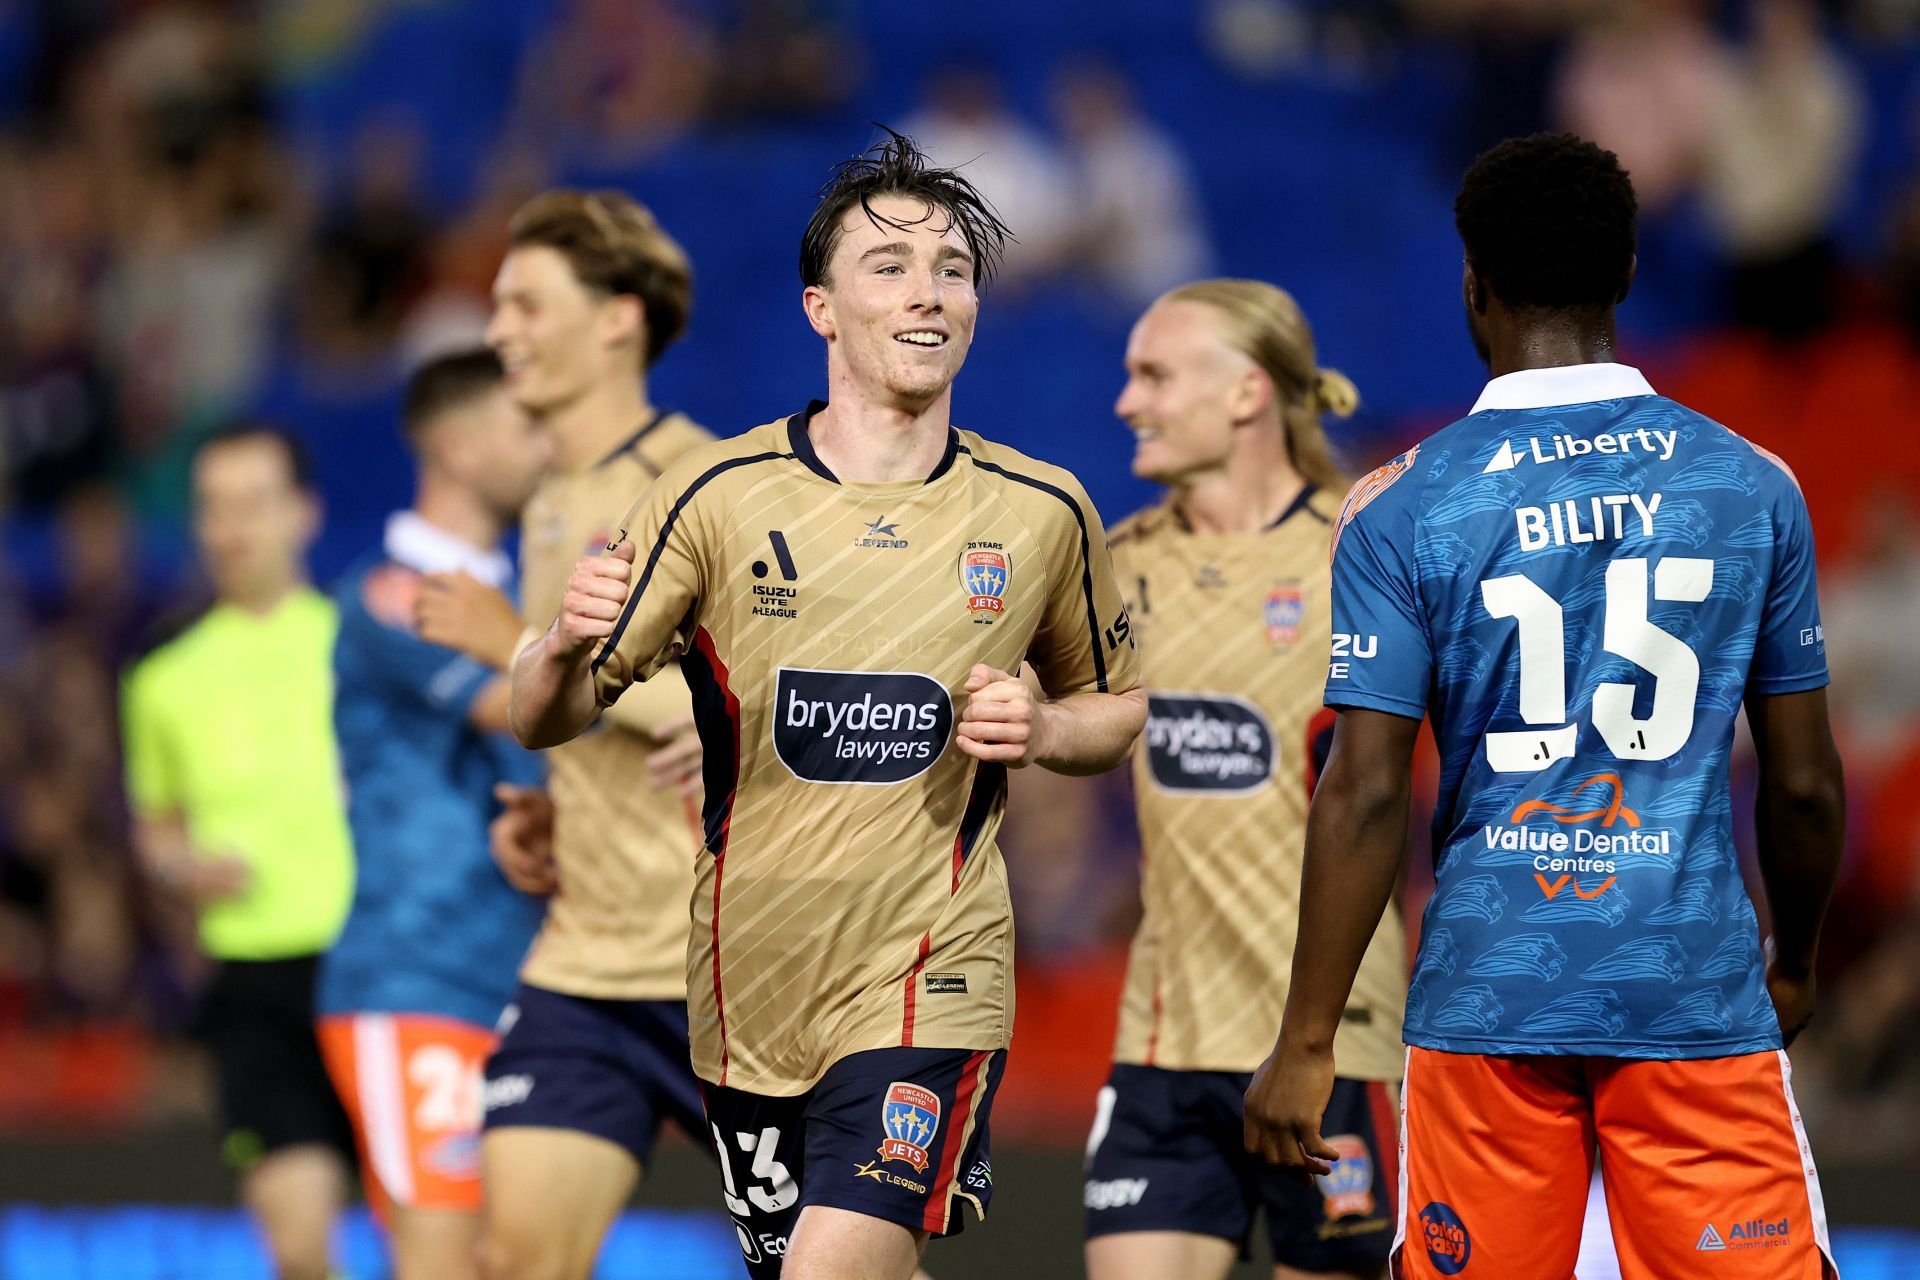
[702,1045,1006,1278]
[1084,1063,1398,1272]
[480,983,705,1167]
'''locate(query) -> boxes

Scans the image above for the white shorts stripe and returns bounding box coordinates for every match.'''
[353,1014,416,1205]
[1390,1046,1411,1266]
[1775,1049,1840,1277]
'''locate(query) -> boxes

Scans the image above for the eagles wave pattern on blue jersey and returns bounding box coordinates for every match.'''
[1326,366,1827,1059]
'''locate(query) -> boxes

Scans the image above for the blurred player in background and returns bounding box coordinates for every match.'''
[409,189,714,1280]
[510,130,1147,1280]
[1245,133,1847,1280]
[1086,279,1404,1280]
[317,349,550,1279]
[120,425,356,1280]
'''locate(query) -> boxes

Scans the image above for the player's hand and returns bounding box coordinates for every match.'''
[955,664,1052,767]
[491,784,558,896]
[645,714,703,799]
[1766,953,1818,1047]
[555,539,635,658]
[184,853,253,906]
[1243,1038,1341,1177]
[416,572,524,670]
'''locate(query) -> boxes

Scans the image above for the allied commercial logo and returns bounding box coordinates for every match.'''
[1265,579,1305,649]
[773,668,952,784]
[878,1082,941,1173]
[1479,772,1674,901]
[1420,1201,1472,1274]
[1315,1134,1375,1218]
[960,545,1012,616]
[1698,1224,1726,1251]
[1143,694,1275,794]
[1482,426,1678,474]
[1697,1219,1793,1251]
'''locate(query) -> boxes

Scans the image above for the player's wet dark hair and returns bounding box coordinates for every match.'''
[192,421,316,493]
[1454,132,1637,312]
[799,127,1013,289]
[402,347,505,443]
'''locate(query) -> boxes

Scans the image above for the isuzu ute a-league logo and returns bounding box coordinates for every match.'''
[773,668,953,784]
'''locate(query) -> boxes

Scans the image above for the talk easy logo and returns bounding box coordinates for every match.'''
[1482,427,1678,473]
[878,1082,941,1173]
[1419,1202,1471,1275]
[773,668,952,784]
[1481,772,1673,900]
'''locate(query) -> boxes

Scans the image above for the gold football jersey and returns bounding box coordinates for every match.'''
[591,404,1140,1095]
[1108,490,1405,1080]
[517,411,713,1000]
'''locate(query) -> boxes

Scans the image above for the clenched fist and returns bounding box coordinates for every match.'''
[556,538,637,657]
[956,663,1053,767]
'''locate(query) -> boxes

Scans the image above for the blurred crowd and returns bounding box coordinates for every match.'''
[1,0,1918,1154]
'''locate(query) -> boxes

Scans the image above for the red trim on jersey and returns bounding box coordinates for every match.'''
[901,931,933,1046]
[694,626,739,1084]
[1367,1080,1400,1222]
[923,1050,988,1233]
[950,831,963,896]
[1144,972,1162,1067]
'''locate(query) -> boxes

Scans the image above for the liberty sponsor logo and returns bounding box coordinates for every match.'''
[1143,694,1275,793]
[1698,1219,1792,1251]
[1419,1201,1472,1275]
[1483,427,1678,474]
[1481,773,1675,900]
[1515,491,1662,552]
[1315,1134,1376,1218]
[854,516,909,550]
[1265,579,1305,649]
[878,1082,941,1173]
[1085,1177,1150,1210]
[774,668,952,784]
[960,543,1012,618]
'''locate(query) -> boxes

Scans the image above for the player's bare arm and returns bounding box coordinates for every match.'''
[131,813,253,906]
[1243,707,1418,1172]
[416,570,526,670]
[1746,686,1846,1045]
[955,663,1145,774]
[510,538,634,747]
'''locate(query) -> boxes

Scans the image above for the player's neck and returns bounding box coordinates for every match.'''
[543,374,653,473]
[809,387,954,484]
[413,478,505,554]
[1174,428,1306,535]
[1486,321,1618,379]
[221,576,306,616]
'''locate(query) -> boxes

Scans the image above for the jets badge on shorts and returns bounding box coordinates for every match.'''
[1315,1134,1376,1218]
[878,1081,941,1172]
[960,547,1011,618]
[1265,579,1305,650]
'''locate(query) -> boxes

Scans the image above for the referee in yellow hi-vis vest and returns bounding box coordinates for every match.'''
[121,424,355,1280]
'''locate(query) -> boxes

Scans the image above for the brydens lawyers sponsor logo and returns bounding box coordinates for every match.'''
[773,668,952,784]
[1143,693,1275,794]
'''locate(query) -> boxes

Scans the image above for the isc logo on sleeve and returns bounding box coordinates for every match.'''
[773,668,953,784]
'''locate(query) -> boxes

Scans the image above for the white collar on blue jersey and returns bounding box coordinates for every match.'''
[1470,362,1657,414]
[383,511,511,588]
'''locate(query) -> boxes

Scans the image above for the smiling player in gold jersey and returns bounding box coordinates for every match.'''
[1084,281,1406,1280]
[511,131,1146,1280]
[410,189,714,1280]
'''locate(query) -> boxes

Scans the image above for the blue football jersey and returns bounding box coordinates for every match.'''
[1326,364,1827,1059]
[320,530,545,1028]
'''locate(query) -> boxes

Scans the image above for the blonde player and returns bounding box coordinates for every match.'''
[510,131,1147,1280]
[1085,281,1406,1280]
[410,190,713,1280]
